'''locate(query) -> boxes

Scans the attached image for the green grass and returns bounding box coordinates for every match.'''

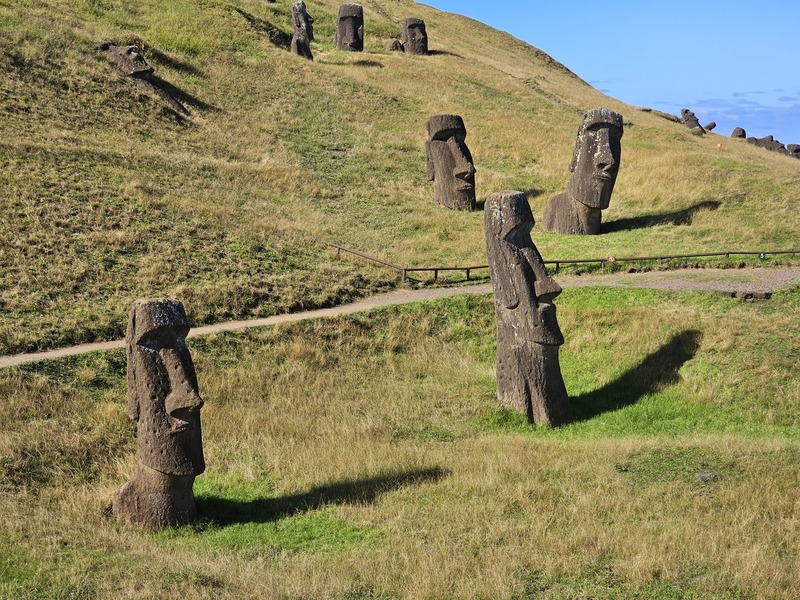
[1,287,799,597]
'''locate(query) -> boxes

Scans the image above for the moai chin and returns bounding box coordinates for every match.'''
[402,18,428,55]
[541,108,623,235]
[335,4,364,51]
[290,1,314,60]
[112,298,205,530]
[426,114,476,211]
[485,190,570,426]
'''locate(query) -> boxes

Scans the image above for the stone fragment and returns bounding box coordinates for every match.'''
[541,108,623,235]
[97,41,154,77]
[426,114,476,211]
[402,18,428,55]
[112,298,205,530]
[335,4,364,51]
[485,190,570,426]
[384,38,403,51]
[290,1,314,60]
[731,127,746,138]
[704,121,716,131]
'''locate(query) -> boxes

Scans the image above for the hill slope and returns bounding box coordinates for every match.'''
[2,0,798,354]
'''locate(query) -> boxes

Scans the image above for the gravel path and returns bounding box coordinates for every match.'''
[2,267,798,369]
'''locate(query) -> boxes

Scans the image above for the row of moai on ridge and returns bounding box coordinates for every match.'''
[112,193,574,530]
[428,108,624,236]
[680,108,800,159]
[291,1,429,60]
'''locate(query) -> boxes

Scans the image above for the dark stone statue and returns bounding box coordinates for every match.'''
[290,1,314,60]
[426,114,476,211]
[788,144,800,158]
[704,121,716,132]
[731,127,746,138]
[485,190,570,426]
[402,18,428,55]
[541,108,623,235]
[113,299,205,530]
[97,41,154,77]
[680,108,705,135]
[335,4,364,52]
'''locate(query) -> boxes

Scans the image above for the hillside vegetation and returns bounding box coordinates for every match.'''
[2,0,798,355]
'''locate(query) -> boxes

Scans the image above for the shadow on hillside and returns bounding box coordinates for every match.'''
[195,467,446,527]
[353,60,384,68]
[232,7,292,49]
[603,200,721,233]
[570,330,702,423]
[148,76,217,112]
[146,48,203,76]
[429,50,463,58]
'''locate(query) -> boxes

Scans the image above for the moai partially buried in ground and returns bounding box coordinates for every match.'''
[541,108,623,235]
[112,298,205,530]
[402,18,428,55]
[290,1,314,60]
[680,108,705,135]
[335,4,364,51]
[426,114,476,211]
[485,190,570,426]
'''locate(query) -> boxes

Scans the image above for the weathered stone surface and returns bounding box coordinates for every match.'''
[402,18,428,55]
[426,114,476,211]
[680,108,705,135]
[384,38,403,51]
[290,1,314,60]
[97,41,154,77]
[113,298,205,530]
[335,4,364,51]
[541,108,623,235]
[788,144,800,158]
[704,121,716,131]
[731,127,746,138]
[485,190,570,426]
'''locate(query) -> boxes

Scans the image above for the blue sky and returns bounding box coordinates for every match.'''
[422,0,800,144]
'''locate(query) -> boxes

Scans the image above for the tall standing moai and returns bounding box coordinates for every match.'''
[541,108,623,235]
[335,4,364,52]
[112,299,205,530]
[290,1,314,60]
[425,114,476,211]
[402,18,428,55]
[485,190,570,426]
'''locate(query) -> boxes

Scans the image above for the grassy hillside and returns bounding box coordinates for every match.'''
[1,287,799,598]
[2,0,798,355]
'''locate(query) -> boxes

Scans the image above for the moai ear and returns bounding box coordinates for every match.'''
[126,314,140,422]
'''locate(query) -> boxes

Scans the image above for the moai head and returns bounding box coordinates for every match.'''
[291,1,315,60]
[402,18,428,55]
[126,298,204,477]
[485,191,564,346]
[425,114,476,211]
[566,108,623,211]
[335,4,364,52]
[680,108,705,135]
[98,41,154,78]
[731,127,747,138]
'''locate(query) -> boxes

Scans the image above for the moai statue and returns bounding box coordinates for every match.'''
[731,127,747,138]
[541,108,623,235]
[113,299,205,530]
[704,121,717,132]
[402,18,428,55]
[787,144,800,159]
[335,4,364,51]
[680,108,705,135]
[290,1,314,60]
[97,41,154,78]
[425,114,476,211]
[485,190,570,426]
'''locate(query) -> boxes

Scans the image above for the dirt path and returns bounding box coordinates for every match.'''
[2,267,798,369]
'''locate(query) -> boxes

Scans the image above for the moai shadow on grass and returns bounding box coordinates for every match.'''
[290,1,314,60]
[541,108,623,235]
[112,298,205,531]
[98,41,189,115]
[425,114,476,211]
[402,18,428,55]
[335,4,364,51]
[485,190,570,426]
